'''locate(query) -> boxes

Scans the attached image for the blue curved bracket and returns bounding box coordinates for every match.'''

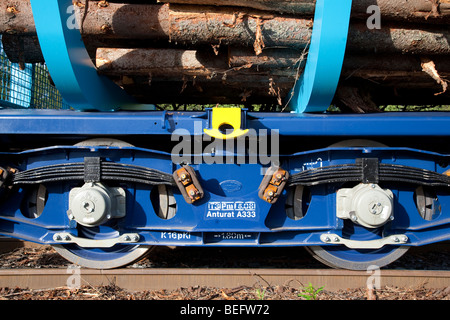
[30,0,153,111]
[289,0,352,113]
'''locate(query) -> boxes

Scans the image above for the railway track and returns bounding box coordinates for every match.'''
[0,239,448,294]
[0,267,449,293]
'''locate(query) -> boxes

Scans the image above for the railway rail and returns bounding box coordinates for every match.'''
[1,0,450,274]
[0,240,448,295]
[0,267,449,293]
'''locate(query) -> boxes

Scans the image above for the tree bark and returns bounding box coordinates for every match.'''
[1,0,449,109]
[2,1,450,64]
[96,47,450,79]
[166,4,450,55]
[96,47,450,108]
[96,47,298,78]
[158,0,450,23]
[3,0,449,35]
[115,76,450,107]
[158,0,316,16]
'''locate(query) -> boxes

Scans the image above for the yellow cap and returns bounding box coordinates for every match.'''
[204,108,249,139]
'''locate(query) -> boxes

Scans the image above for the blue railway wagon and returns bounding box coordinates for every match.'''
[0,0,448,270]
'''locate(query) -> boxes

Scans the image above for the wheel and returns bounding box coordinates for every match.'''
[74,138,134,147]
[53,138,152,269]
[305,245,409,270]
[305,223,409,270]
[53,226,153,269]
[305,139,409,270]
[327,139,387,148]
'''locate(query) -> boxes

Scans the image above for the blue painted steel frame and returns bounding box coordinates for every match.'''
[0,0,448,263]
[0,125,449,248]
[1,109,450,136]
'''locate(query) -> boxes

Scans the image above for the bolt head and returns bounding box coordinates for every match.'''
[82,200,95,213]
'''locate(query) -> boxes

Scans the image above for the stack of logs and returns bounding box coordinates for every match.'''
[1,0,449,111]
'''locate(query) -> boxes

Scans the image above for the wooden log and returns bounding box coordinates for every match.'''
[2,1,450,64]
[96,47,450,109]
[116,76,450,107]
[158,0,316,16]
[118,78,293,105]
[0,1,169,37]
[96,47,450,79]
[2,0,448,36]
[167,5,450,55]
[229,48,450,73]
[158,0,450,23]
[96,47,298,79]
[1,35,42,63]
[1,1,449,109]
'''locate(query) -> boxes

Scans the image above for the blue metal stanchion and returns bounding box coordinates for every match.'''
[30,0,153,111]
[289,0,352,113]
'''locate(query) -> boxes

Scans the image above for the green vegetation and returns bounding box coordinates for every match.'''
[298,283,324,300]
[380,105,450,112]
[255,287,267,300]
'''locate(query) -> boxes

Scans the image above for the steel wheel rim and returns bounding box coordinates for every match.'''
[53,244,152,269]
[305,245,409,270]
[53,225,153,269]
[306,221,409,270]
